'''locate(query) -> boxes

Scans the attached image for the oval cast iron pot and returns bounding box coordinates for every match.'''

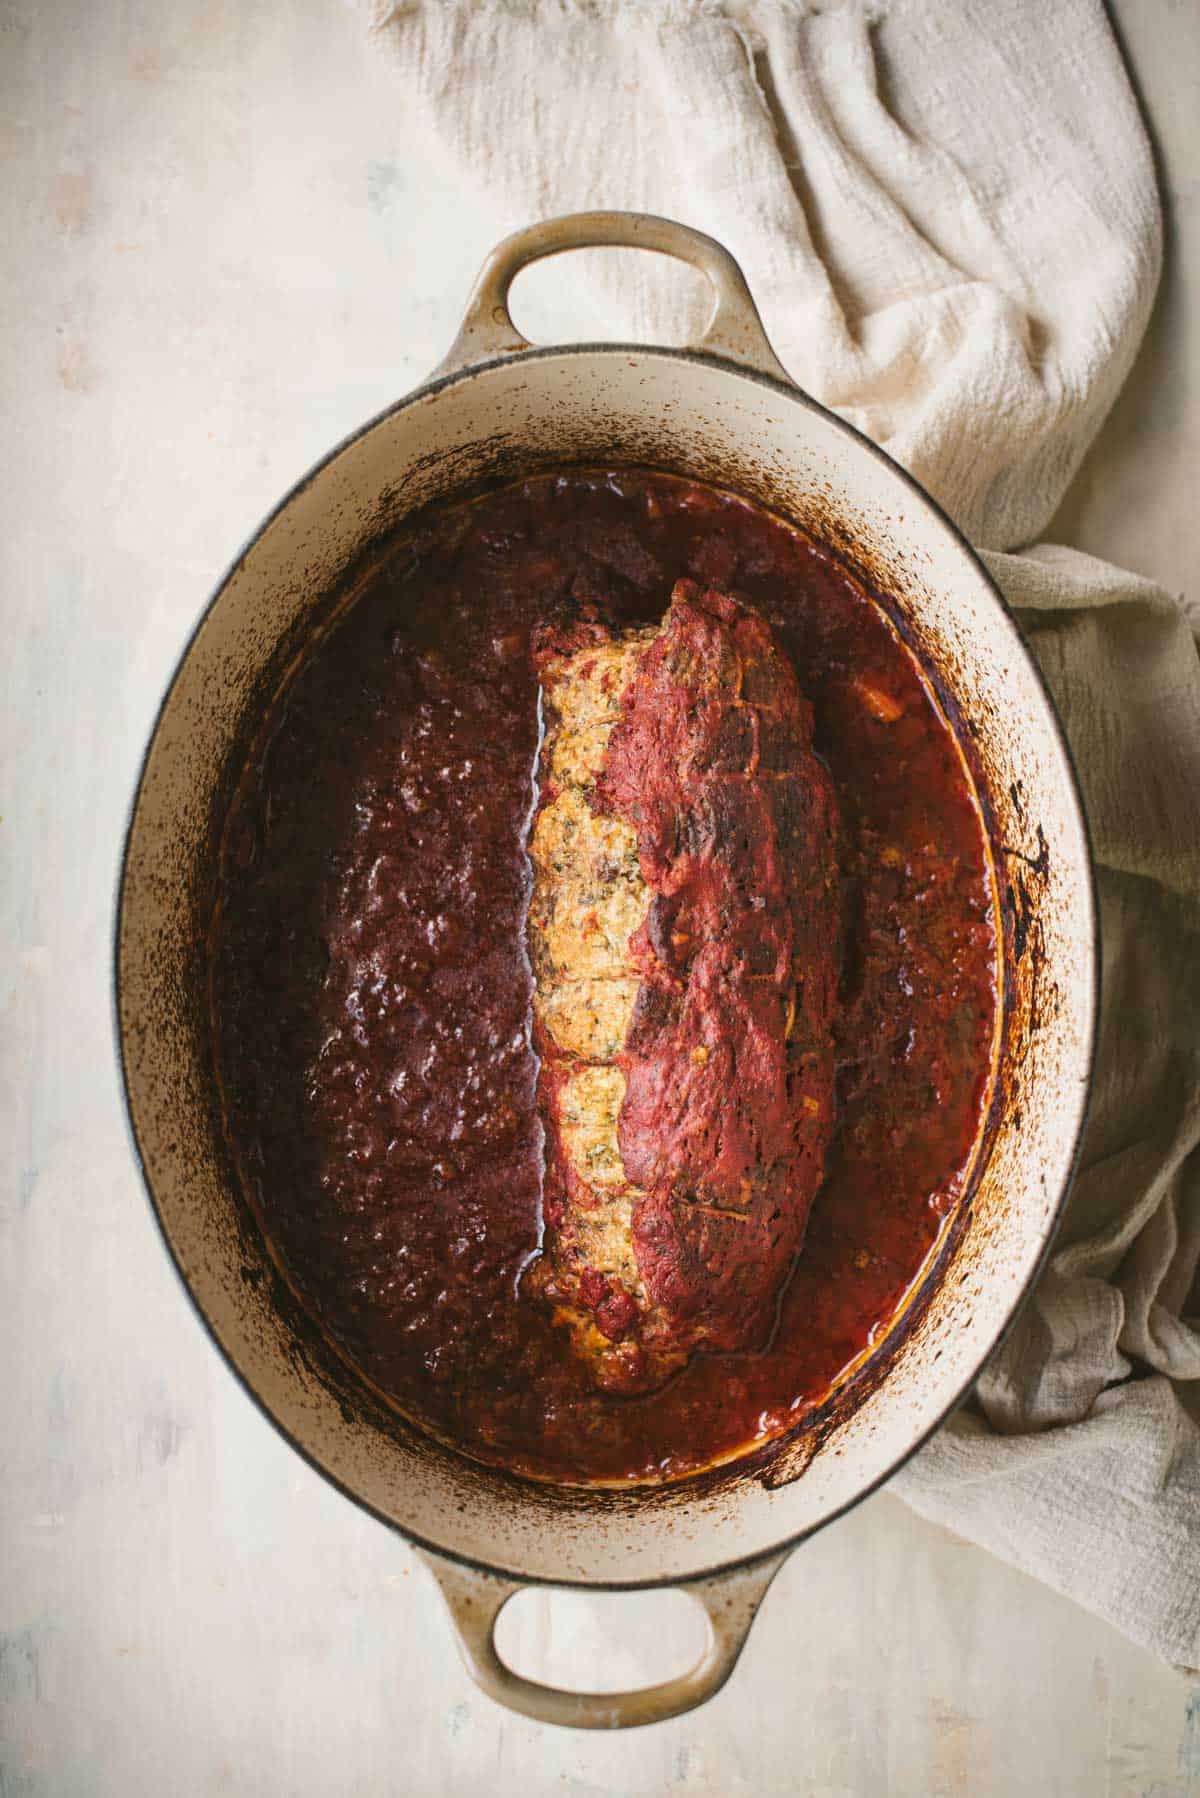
[116,213,1097,1729]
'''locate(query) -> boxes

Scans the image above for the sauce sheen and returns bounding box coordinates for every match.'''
[211,469,998,1483]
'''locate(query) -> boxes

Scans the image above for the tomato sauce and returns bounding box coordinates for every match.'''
[210,469,998,1484]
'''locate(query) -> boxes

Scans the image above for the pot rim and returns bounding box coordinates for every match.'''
[113,338,1101,1590]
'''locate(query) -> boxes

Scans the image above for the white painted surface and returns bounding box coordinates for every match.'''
[2,2,1197,1792]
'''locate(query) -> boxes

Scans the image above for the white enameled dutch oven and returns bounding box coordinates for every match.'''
[116,213,1097,1728]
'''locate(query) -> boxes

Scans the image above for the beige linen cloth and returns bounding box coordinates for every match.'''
[361,0,1200,1668]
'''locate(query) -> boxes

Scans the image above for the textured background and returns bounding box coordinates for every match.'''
[2,1,1198,1791]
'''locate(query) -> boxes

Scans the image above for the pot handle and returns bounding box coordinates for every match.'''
[431,210,792,385]
[416,1544,790,1730]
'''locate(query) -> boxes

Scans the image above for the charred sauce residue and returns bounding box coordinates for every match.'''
[211,469,998,1484]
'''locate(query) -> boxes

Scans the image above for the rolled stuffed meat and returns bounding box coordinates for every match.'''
[527,580,841,1395]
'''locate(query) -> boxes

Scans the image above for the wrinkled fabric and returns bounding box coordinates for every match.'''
[363,0,1160,549]
[904,545,1200,1670]
[360,0,1200,1667]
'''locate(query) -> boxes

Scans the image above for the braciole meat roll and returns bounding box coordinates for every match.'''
[525,579,842,1395]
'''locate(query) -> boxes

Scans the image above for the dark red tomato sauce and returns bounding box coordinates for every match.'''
[210,469,998,1483]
